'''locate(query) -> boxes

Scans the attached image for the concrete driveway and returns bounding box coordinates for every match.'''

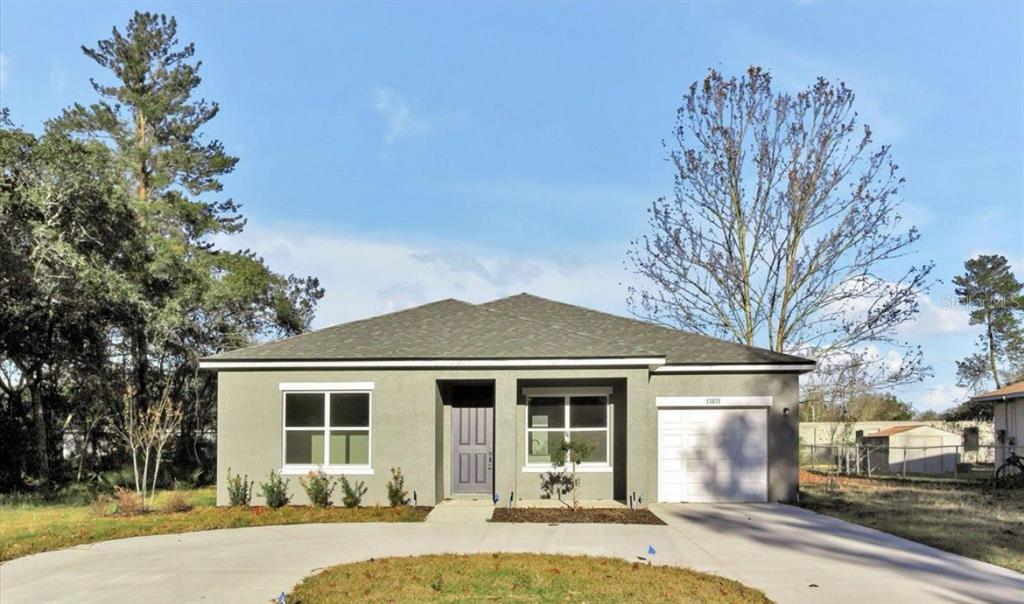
[1,504,1020,604]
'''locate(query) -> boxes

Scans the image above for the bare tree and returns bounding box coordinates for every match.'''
[113,382,183,506]
[628,67,933,394]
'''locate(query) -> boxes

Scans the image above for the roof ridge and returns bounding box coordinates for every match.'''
[486,293,810,363]
[472,301,662,357]
[211,298,473,357]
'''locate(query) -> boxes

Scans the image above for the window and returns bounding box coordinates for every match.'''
[283,390,371,471]
[525,390,611,467]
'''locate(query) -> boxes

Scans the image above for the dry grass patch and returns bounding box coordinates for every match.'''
[0,487,429,562]
[799,470,1024,573]
[491,507,664,525]
[289,553,771,603]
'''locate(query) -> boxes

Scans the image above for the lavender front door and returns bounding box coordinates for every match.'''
[452,406,493,494]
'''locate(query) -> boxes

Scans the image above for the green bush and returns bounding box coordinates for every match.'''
[259,470,290,509]
[340,476,367,508]
[225,468,254,507]
[299,470,336,507]
[386,467,409,506]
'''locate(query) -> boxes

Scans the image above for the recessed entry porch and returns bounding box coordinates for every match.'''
[436,378,628,503]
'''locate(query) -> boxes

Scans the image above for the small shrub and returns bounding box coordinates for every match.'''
[339,476,367,508]
[90,493,115,517]
[98,466,136,490]
[226,468,254,507]
[259,470,290,509]
[162,491,193,513]
[299,470,336,507]
[550,439,595,510]
[386,467,409,506]
[113,486,145,516]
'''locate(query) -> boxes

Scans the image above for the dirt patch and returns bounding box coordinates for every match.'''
[491,507,665,525]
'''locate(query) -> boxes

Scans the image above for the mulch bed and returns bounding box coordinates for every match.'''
[491,507,665,525]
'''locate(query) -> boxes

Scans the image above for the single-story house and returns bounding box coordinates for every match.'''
[970,381,1024,465]
[860,425,962,474]
[199,294,815,506]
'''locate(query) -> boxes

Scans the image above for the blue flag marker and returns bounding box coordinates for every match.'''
[277,592,287,604]
[647,545,656,555]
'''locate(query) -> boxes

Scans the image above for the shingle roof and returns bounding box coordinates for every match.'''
[970,381,1024,402]
[204,293,814,366]
[481,294,811,365]
[865,425,924,437]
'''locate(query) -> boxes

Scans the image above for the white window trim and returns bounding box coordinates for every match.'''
[279,381,375,391]
[523,390,613,471]
[281,389,372,473]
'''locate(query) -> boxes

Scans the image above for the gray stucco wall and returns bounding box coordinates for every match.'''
[215,367,799,506]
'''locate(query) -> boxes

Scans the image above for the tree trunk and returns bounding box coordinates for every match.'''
[31,382,50,484]
[987,312,1002,389]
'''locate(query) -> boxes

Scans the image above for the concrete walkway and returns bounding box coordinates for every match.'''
[1,504,1020,604]
[425,499,495,522]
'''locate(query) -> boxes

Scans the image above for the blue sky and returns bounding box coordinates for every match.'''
[2,1,1022,411]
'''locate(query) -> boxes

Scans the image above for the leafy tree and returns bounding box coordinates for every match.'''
[1,112,141,486]
[50,12,323,480]
[848,392,913,421]
[952,254,1024,391]
[1,11,323,490]
[799,388,912,422]
[628,67,933,399]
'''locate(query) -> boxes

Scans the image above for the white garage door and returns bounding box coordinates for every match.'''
[658,407,768,502]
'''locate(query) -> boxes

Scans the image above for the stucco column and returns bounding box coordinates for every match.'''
[626,368,651,505]
[493,375,517,503]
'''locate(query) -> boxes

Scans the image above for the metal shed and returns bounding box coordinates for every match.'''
[861,425,962,474]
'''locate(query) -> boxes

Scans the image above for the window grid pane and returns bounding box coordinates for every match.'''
[569,430,608,464]
[569,396,607,429]
[329,430,369,465]
[285,430,325,465]
[285,393,325,427]
[527,397,565,429]
[330,393,370,427]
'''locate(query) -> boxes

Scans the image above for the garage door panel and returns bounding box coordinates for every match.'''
[658,407,768,503]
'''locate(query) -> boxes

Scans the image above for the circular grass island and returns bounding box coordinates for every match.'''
[288,553,771,603]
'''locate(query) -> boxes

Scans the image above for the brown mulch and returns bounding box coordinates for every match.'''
[491,507,665,525]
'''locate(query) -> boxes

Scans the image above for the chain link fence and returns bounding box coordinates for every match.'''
[800,443,1003,480]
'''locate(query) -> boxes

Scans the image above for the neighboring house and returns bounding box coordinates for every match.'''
[860,425,962,474]
[800,420,993,463]
[199,294,815,506]
[970,381,1024,465]
[799,421,991,447]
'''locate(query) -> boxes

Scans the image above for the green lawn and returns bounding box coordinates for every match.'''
[799,470,1024,573]
[289,553,772,603]
[0,487,429,562]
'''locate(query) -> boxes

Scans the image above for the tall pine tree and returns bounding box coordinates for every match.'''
[51,12,322,479]
[953,254,1024,391]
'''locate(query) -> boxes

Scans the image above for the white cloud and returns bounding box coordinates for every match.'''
[372,87,431,144]
[219,221,635,329]
[897,291,971,338]
[0,53,8,88]
[917,383,968,413]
